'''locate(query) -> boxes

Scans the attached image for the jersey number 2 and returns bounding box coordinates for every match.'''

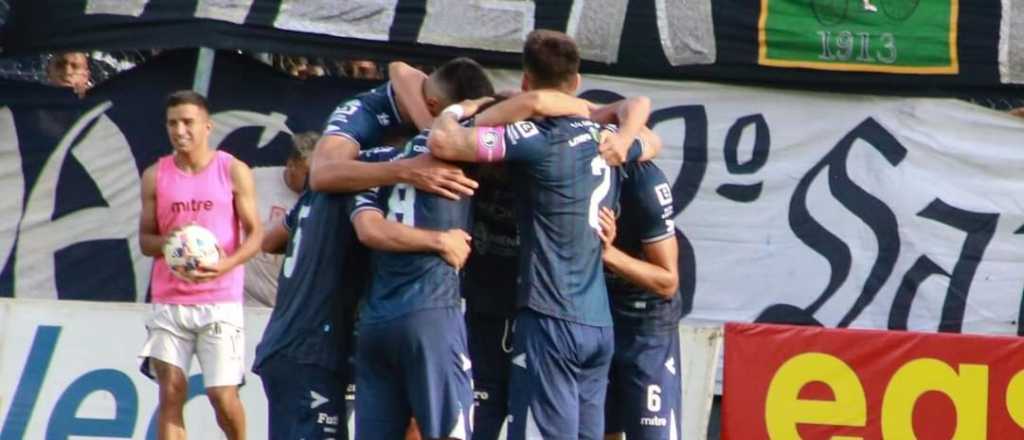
[588,156,611,230]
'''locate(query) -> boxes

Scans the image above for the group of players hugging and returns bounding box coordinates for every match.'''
[255,29,682,440]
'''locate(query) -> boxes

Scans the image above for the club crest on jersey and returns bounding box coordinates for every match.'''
[481,130,499,149]
[377,112,391,126]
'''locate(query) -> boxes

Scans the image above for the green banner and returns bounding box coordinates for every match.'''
[758,0,958,74]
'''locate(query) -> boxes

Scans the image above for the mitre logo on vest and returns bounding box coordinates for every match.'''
[171,199,215,213]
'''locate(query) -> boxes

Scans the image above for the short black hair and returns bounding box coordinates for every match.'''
[165,90,210,114]
[523,29,580,89]
[431,57,495,102]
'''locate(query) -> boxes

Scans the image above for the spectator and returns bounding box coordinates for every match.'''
[286,56,325,80]
[47,51,92,97]
[243,131,315,307]
[345,59,382,80]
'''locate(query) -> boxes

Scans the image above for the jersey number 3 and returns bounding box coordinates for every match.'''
[588,156,611,231]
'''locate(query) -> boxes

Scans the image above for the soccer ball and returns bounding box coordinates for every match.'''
[163,224,220,272]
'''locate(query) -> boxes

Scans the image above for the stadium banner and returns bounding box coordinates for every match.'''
[1000,0,1024,84]
[722,322,1024,439]
[0,298,274,440]
[2,0,716,72]
[5,0,1021,90]
[758,0,959,74]
[3,51,1024,337]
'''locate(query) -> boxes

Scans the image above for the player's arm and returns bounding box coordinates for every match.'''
[262,221,289,254]
[138,164,165,257]
[309,135,478,200]
[472,90,590,126]
[389,62,433,130]
[591,96,661,164]
[351,208,472,269]
[194,159,264,280]
[598,207,679,298]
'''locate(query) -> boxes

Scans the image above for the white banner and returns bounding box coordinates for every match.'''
[0,299,272,440]
[569,75,1024,335]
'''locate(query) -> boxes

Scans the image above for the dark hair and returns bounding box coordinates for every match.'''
[289,131,319,162]
[165,90,210,114]
[522,29,580,89]
[431,57,495,102]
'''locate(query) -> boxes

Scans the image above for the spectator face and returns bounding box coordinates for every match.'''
[350,60,380,80]
[165,104,212,154]
[47,53,91,89]
[284,157,309,193]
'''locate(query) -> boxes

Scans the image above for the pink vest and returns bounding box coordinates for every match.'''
[151,150,243,304]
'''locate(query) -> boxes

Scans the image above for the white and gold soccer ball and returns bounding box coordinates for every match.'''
[162,224,220,272]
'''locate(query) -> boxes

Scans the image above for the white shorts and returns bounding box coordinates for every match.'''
[139,303,245,388]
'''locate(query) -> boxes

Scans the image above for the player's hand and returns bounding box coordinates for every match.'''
[458,96,496,118]
[436,229,472,270]
[597,207,617,250]
[598,130,633,167]
[189,246,231,283]
[402,153,478,200]
[1010,107,1024,119]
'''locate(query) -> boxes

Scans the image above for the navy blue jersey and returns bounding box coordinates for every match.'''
[496,117,642,327]
[253,148,395,373]
[353,136,472,324]
[323,82,402,150]
[606,161,680,334]
[463,166,519,319]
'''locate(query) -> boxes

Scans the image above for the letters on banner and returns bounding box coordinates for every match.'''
[723,322,1024,439]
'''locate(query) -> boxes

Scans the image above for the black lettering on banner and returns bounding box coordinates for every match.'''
[649,105,709,318]
[717,113,770,202]
[758,117,905,327]
[888,199,998,333]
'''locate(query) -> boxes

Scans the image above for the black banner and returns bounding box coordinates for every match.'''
[2,0,1021,93]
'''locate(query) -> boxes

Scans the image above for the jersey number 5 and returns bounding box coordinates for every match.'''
[588,156,611,231]
[282,205,312,278]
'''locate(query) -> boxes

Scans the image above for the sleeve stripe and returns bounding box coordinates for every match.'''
[323,131,363,150]
[385,82,403,125]
[350,205,383,222]
[641,230,676,244]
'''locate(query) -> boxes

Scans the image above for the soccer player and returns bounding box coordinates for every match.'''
[597,162,681,440]
[350,136,480,440]
[308,58,490,200]
[253,145,395,440]
[427,29,662,440]
[462,93,656,440]
[138,90,263,440]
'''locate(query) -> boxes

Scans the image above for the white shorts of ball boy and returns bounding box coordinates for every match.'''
[138,303,245,388]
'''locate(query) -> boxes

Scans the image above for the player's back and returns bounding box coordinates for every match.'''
[355,138,472,324]
[507,117,621,327]
[253,190,366,373]
[606,161,681,333]
[463,166,519,318]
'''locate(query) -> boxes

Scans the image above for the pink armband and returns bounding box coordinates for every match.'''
[476,126,507,163]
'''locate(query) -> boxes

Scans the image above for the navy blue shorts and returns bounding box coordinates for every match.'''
[466,314,514,440]
[258,355,346,440]
[507,309,614,440]
[355,307,473,440]
[605,329,682,439]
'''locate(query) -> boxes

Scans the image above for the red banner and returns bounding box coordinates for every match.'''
[723,323,1024,439]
